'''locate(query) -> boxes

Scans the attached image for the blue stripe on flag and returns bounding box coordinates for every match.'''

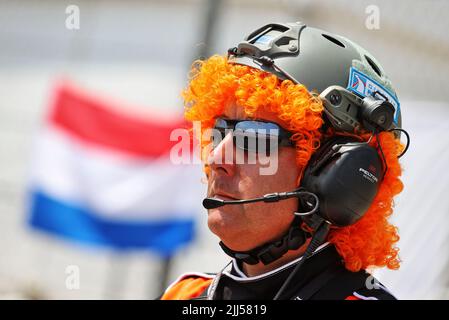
[28,190,195,257]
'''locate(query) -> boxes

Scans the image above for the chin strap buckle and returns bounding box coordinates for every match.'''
[219,218,311,265]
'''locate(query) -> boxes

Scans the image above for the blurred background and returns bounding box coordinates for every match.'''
[0,0,448,299]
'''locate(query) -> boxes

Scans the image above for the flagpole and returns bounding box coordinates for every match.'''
[152,0,223,299]
[193,0,223,62]
[151,0,223,300]
[156,255,174,298]
[104,252,129,299]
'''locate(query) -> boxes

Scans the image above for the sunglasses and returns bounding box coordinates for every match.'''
[212,118,295,154]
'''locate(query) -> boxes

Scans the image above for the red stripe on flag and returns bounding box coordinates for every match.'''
[49,83,190,158]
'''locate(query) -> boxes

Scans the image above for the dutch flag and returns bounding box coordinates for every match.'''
[27,83,204,257]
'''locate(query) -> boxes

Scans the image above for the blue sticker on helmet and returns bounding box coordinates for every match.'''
[347,67,401,125]
[255,34,273,45]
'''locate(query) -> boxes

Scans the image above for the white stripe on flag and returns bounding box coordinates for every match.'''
[30,127,206,222]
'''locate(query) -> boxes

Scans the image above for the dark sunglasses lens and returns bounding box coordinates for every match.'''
[214,118,228,129]
[211,128,226,148]
[233,130,258,152]
[235,121,281,138]
[211,118,229,148]
[212,118,289,153]
[233,130,279,154]
[235,121,281,153]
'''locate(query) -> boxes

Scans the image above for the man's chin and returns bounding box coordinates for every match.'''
[206,209,232,231]
[207,216,260,252]
[208,211,242,235]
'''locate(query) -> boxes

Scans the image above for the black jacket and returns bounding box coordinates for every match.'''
[197,243,396,300]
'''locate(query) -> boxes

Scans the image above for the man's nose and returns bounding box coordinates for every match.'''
[207,132,236,176]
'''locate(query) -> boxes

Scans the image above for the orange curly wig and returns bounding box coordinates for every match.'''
[182,55,403,272]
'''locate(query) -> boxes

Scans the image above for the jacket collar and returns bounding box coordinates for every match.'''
[212,242,344,299]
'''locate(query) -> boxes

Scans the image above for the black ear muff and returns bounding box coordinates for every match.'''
[301,136,383,227]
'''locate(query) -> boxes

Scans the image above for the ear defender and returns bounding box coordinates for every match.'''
[300,135,383,227]
[299,85,395,228]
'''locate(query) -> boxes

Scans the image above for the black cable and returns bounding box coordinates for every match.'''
[388,128,410,158]
[294,191,319,217]
[375,130,388,181]
[273,221,331,300]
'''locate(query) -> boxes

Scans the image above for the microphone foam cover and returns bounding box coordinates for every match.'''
[202,198,225,209]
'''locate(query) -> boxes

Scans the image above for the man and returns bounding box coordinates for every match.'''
[161,22,406,300]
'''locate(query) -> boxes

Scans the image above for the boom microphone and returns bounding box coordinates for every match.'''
[202,189,319,215]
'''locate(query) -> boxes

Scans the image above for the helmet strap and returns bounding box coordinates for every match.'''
[219,216,311,265]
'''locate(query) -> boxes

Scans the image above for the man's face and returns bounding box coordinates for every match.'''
[206,104,301,252]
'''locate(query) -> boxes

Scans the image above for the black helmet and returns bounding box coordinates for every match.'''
[228,22,401,132]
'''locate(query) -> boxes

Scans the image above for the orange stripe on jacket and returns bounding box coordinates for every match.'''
[345,295,361,300]
[161,277,213,300]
